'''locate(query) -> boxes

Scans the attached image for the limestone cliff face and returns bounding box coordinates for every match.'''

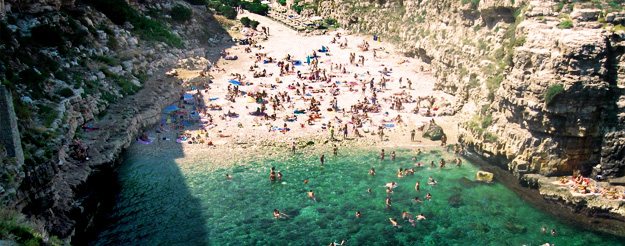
[320,0,625,178]
[0,0,229,242]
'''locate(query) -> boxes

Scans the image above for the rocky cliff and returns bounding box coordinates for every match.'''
[312,0,625,234]
[317,0,625,179]
[0,0,231,243]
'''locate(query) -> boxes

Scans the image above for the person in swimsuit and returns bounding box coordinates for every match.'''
[274,209,287,219]
[308,190,317,201]
[369,168,376,175]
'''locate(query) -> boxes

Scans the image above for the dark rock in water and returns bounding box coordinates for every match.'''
[447,194,464,208]
[422,122,444,140]
[458,177,477,188]
[283,207,300,217]
[505,222,527,233]
[347,224,361,234]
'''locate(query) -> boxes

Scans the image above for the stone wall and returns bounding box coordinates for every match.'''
[0,85,24,166]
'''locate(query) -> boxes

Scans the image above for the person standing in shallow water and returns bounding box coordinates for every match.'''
[380,149,385,160]
[320,154,325,166]
[391,151,396,161]
[333,145,338,156]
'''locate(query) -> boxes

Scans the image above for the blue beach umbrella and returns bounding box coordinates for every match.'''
[164,105,179,112]
[229,80,241,86]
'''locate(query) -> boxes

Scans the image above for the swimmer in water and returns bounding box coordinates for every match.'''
[356,211,361,218]
[308,190,317,201]
[396,168,404,177]
[439,158,446,168]
[455,158,462,167]
[320,154,325,166]
[426,193,432,200]
[542,226,547,232]
[389,218,399,227]
[274,209,288,219]
[413,196,422,203]
[380,149,385,160]
[385,181,397,189]
[270,171,276,182]
[278,171,283,181]
[366,188,372,194]
[391,151,396,161]
[428,179,437,185]
[226,174,232,179]
[369,168,376,175]
[415,181,420,191]
[386,197,392,208]
[416,213,426,220]
[551,229,556,235]
[430,161,436,167]
[415,149,421,155]
[329,240,345,246]
[386,187,393,194]
[402,211,412,221]
[333,145,338,156]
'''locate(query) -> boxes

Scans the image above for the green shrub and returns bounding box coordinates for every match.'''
[484,132,498,143]
[38,105,59,127]
[206,1,222,10]
[553,2,565,12]
[242,2,269,15]
[513,35,526,46]
[185,0,207,5]
[471,0,480,8]
[86,0,183,47]
[56,87,74,98]
[278,0,286,5]
[250,20,260,30]
[545,85,564,105]
[473,25,482,32]
[31,25,65,47]
[219,5,237,19]
[240,17,251,27]
[171,4,193,21]
[558,19,573,29]
[326,18,337,26]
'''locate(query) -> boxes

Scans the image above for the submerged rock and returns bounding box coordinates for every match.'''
[447,194,464,208]
[458,177,478,188]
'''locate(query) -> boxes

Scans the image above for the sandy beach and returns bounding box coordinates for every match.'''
[137,11,460,165]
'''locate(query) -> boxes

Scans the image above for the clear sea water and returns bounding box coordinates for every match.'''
[91,146,623,246]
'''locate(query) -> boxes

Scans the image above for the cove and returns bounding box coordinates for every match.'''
[90,145,623,245]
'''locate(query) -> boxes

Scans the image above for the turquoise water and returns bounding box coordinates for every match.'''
[91,146,622,245]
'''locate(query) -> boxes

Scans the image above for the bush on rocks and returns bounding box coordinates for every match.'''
[250,20,260,30]
[171,4,193,22]
[219,5,237,19]
[240,17,251,27]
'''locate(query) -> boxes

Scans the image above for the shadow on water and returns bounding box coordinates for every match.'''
[78,13,237,245]
[87,139,208,246]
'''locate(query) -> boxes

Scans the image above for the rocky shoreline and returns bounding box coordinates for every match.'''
[463,150,625,237]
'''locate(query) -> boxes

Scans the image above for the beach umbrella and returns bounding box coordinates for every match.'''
[229,80,241,86]
[164,105,180,112]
